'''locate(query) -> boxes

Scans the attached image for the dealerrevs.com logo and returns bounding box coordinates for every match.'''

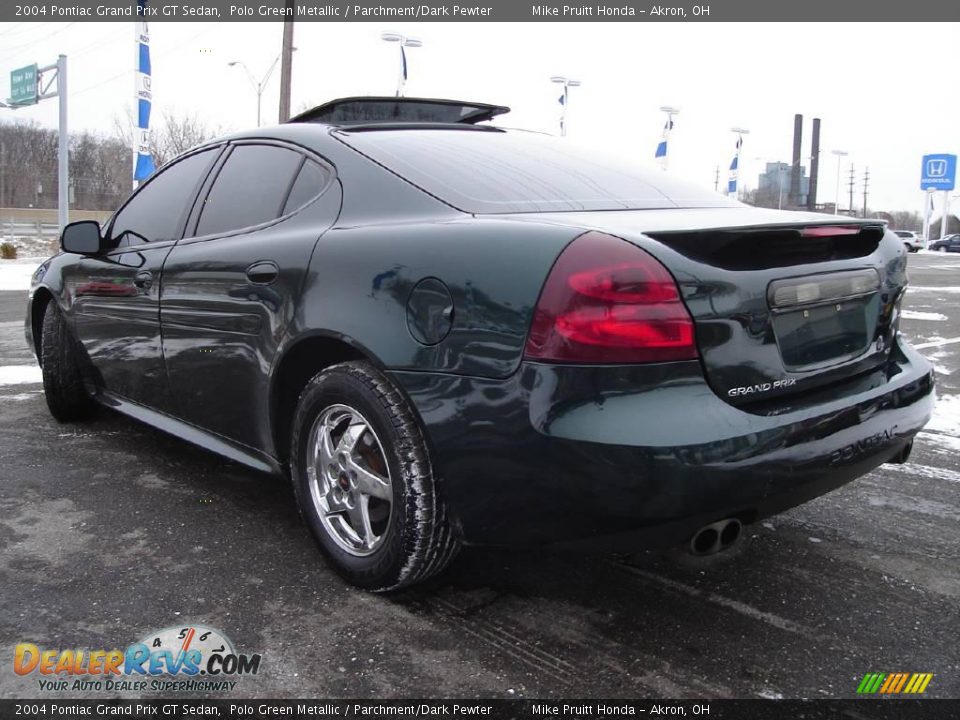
[14,625,261,693]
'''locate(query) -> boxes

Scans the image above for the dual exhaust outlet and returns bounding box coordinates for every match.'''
[689,518,743,556]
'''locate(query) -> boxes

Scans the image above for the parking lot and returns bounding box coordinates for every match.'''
[0,251,958,700]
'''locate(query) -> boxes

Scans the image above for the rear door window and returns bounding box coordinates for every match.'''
[196,144,303,236]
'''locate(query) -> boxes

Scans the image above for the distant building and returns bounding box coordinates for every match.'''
[757,162,809,208]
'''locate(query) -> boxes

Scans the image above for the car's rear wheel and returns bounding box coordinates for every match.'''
[40,303,93,422]
[290,361,459,591]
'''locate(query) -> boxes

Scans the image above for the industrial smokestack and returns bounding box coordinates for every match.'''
[808,118,821,211]
[790,114,803,207]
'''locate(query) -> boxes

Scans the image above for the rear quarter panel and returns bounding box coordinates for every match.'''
[293,218,580,378]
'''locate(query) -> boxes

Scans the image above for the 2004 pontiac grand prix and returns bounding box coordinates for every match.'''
[25,97,934,591]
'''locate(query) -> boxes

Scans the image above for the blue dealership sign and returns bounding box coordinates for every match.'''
[920,154,956,191]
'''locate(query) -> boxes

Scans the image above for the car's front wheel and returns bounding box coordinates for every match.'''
[40,303,93,422]
[290,361,459,591]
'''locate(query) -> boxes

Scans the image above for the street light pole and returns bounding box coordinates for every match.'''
[381,33,422,97]
[831,149,848,215]
[551,76,581,137]
[228,54,284,128]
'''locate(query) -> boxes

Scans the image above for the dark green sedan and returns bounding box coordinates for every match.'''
[25,97,934,591]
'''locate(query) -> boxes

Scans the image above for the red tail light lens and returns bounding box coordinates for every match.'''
[524,231,698,363]
[799,225,861,238]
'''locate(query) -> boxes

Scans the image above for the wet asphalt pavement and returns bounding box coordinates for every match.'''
[0,252,958,700]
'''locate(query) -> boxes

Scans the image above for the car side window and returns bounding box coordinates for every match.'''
[109,148,218,248]
[195,144,304,237]
[282,160,330,215]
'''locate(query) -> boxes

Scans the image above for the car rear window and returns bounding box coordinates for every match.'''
[338,129,735,214]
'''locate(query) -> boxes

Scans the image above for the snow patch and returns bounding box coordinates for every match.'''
[926,394,960,437]
[0,258,43,292]
[917,431,960,454]
[914,336,960,350]
[0,365,42,385]
[908,286,960,294]
[2,391,41,401]
[900,310,947,321]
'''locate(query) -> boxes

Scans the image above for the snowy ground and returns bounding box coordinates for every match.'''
[0,257,46,292]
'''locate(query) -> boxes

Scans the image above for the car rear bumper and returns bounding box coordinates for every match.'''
[391,336,934,549]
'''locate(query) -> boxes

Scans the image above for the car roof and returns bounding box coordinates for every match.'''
[287,96,511,127]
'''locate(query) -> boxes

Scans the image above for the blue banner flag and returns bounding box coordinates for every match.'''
[134,0,155,182]
[655,117,673,163]
[727,134,743,198]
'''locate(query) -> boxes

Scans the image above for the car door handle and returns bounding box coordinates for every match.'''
[246,261,279,285]
[133,270,153,290]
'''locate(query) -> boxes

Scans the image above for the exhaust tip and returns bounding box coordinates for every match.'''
[689,518,743,556]
[691,527,720,555]
[886,440,913,465]
[720,518,742,548]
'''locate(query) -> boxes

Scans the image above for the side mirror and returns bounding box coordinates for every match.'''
[61,220,103,255]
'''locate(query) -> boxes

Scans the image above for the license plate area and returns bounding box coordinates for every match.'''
[767,269,880,372]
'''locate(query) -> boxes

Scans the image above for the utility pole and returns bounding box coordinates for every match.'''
[278,0,295,123]
[862,167,870,218]
[0,143,5,208]
[714,166,720,193]
[847,163,856,216]
[57,55,67,228]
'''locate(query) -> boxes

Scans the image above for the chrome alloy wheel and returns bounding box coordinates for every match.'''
[306,404,393,557]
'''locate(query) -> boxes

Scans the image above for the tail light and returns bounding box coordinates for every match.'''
[524,231,698,363]
[799,225,861,238]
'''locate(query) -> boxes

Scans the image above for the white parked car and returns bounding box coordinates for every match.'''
[894,230,923,252]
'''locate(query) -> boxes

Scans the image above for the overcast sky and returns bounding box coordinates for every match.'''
[1,20,957,214]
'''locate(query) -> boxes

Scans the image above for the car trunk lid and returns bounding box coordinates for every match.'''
[508,208,907,409]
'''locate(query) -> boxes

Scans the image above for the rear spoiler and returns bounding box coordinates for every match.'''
[287,97,510,126]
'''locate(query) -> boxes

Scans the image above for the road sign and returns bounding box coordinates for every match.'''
[9,64,38,106]
[920,153,957,191]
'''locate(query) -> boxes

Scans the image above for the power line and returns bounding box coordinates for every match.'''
[0,23,28,38]
[847,163,855,216]
[0,23,77,65]
[72,26,217,98]
[862,167,870,218]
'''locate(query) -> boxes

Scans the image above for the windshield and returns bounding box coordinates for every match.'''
[339,128,737,214]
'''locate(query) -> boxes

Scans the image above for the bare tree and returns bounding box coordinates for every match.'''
[888,210,923,232]
[114,109,222,171]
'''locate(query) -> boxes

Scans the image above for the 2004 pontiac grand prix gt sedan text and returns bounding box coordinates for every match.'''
[25,98,934,591]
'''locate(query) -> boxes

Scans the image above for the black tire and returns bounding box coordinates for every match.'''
[290,361,460,591]
[40,302,93,422]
